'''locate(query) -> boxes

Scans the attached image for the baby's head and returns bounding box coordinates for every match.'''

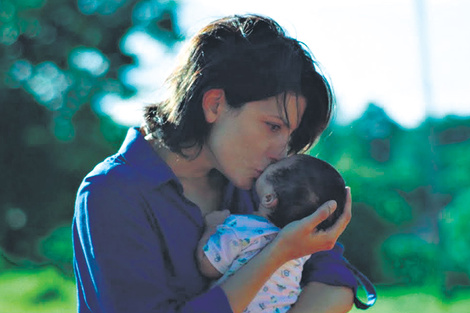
[255,154,346,230]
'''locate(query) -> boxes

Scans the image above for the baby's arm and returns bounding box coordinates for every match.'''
[196,210,230,279]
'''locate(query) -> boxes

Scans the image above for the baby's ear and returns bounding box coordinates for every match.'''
[262,193,278,209]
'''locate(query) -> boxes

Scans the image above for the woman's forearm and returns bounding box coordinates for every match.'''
[220,239,286,313]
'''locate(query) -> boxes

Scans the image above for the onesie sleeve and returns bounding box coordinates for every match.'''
[203,223,242,275]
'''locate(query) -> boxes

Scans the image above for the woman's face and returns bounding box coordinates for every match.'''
[205,92,306,190]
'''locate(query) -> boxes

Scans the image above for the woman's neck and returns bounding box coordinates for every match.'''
[145,135,214,181]
[156,143,224,215]
[142,129,224,215]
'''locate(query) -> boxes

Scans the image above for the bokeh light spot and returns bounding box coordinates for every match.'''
[0,1,16,23]
[78,0,127,15]
[6,208,28,230]
[25,62,70,110]
[77,0,99,15]
[69,47,109,76]
[1,23,19,45]
[10,60,33,82]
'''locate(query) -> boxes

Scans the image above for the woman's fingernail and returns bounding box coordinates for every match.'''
[327,200,336,214]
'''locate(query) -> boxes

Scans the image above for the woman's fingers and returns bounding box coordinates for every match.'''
[310,200,337,227]
[274,187,353,260]
[323,186,352,237]
[297,186,352,234]
[301,199,337,229]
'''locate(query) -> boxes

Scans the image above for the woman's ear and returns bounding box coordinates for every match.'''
[262,193,278,209]
[202,89,226,123]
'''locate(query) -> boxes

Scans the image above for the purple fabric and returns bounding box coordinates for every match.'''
[301,243,357,292]
[72,127,358,313]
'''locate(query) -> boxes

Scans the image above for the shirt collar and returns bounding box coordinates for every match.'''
[117,127,179,190]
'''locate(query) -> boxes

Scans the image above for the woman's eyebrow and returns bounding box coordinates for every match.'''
[267,114,290,127]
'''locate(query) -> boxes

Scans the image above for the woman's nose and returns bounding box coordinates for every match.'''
[267,141,288,163]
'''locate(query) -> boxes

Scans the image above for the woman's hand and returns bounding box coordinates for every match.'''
[274,187,352,262]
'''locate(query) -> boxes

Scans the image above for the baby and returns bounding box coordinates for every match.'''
[197,154,346,313]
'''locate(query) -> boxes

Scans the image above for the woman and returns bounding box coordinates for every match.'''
[73,14,360,313]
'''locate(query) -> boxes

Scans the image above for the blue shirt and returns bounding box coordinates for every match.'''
[72,127,359,313]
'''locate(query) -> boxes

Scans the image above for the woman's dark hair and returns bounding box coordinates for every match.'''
[143,14,334,157]
[266,154,346,230]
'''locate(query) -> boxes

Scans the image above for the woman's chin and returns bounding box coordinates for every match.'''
[233,178,255,190]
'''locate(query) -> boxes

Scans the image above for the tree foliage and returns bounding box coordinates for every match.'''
[1,1,470,295]
[311,104,470,289]
[0,0,181,262]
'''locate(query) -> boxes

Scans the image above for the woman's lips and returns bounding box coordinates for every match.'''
[254,169,263,178]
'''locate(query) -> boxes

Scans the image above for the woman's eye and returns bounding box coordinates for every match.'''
[266,122,281,132]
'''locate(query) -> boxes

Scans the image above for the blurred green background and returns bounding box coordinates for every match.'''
[1,0,469,312]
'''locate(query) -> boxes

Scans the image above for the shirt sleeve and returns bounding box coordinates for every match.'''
[300,243,358,294]
[73,174,233,313]
[203,223,242,275]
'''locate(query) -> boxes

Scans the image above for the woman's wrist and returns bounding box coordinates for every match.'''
[267,233,295,265]
[220,239,287,313]
[261,237,290,268]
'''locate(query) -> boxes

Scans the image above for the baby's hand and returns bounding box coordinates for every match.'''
[204,209,230,229]
[197,210,230,279]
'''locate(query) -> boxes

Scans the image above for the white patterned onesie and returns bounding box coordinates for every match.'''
[203,214,311,313]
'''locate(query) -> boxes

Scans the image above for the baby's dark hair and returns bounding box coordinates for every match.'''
[266,154,346,230]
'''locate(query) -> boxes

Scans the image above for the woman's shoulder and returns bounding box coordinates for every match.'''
[81,154,139,190]
[75,154,169,223]
[82,149,176,195]
[81,127,176,189]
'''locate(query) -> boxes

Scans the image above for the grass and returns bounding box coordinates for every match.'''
[352,283,470,313]
[1,266,470,312]
[0,267,76,313]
